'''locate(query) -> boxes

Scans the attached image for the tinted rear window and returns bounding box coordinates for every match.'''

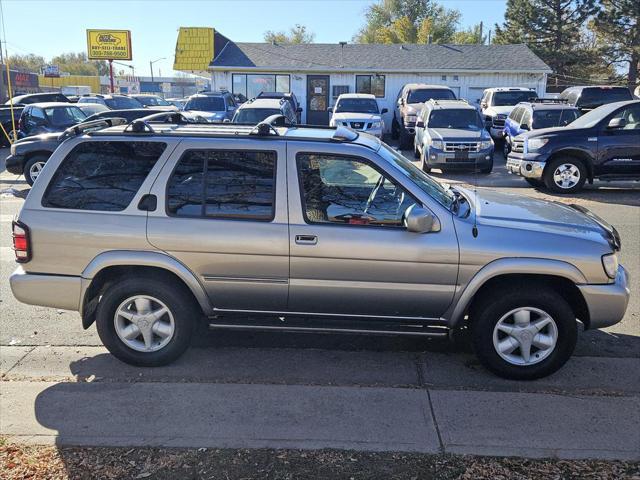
[578,88,632,107]
[42,141,166,211]
[184,96,225,111]
[408,89,456,103]
[532,109,581,128]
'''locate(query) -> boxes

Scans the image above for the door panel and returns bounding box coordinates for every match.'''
[286,143,459,319]
[597,105,640,175]
[306,75,330,125]
[147,138,289,311]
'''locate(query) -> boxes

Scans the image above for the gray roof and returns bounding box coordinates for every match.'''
[210,42,551,73]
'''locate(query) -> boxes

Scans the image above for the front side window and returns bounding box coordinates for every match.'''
[356,75,385,97]
[167,150,276,221]
[42,141,166,211]
[44,106,87,127]
[609,104,640,130]
[297,153,416,227]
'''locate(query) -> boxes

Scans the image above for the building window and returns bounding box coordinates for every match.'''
[355,75,385,97]
[441,75,447,81]
[167,149,277,221]
[232,73,290,100]
[332,85,349,98]
[453,75,459,81]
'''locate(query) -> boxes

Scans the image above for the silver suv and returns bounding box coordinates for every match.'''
[10,119,630,379]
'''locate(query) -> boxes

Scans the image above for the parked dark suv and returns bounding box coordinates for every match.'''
[559,86,633,113]
[506,100,640,192]
[5,92,70,106]
[18,103,87,138]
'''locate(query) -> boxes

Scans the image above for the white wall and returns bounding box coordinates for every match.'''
[212,70,547,131]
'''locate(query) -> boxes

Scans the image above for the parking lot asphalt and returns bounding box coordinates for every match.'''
[1,144,639,460]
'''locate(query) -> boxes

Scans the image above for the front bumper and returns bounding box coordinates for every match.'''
[578,265,630,330]
[425,148,494,168]
[5,154,25,174]
[489,126,505,139]
[10,266,81,311]
[506,153,546,179]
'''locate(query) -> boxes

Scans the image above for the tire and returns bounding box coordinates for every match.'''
[503,140,511,158]
[543,157,587,194]
[96,276,198,366]
[391,118,399,140]
[23,155,49,186]
[420,149,431,173]
[471,285,577,380]
[479,159,493,174]
[525,178,544,188]
[399,127,412,150]
[413,141,420,159]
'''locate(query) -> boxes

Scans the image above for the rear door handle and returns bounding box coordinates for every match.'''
[295,234,318,245]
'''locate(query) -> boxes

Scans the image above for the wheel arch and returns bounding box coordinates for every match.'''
[447,258,590,329]
[545,148,595,180]
[80,250,212,329]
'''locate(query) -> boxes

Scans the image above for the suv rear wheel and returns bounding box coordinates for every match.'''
[471,286,577,380]
[543,157,587,193]
[96,276,197,366]
[24,155,49,186]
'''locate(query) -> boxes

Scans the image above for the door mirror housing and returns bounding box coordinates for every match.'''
[416,119,425,128]
[405,205,440,233]
[381,108,388,114]
[607,117,626,129]
[520,123,530,131]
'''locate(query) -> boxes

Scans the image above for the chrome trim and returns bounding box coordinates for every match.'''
[203,275,289,284]
[208,322,450,337]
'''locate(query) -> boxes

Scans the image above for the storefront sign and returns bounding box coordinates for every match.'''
[86,29,132,60]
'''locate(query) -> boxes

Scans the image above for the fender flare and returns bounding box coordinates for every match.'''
[444,257,588,328]
[80,250,212,317]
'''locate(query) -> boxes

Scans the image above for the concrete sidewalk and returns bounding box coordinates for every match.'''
[1,346,639,460]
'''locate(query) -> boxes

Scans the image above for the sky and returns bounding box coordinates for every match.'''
[0,0,507,78]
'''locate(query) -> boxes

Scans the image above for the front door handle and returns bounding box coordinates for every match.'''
[295,234,318,245]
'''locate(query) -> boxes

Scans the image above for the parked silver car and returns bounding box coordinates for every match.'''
[9,120,630,379]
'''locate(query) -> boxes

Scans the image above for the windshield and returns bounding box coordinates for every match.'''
[233,108,281,124]
[567,102,621,129]
[184,96,225,112]
[136,96,171,106]
[493,91,537,106]
[378,143,454,209]
[104,97,143,109]
[532,109,580,129]
[578,87,632,108]
[428,109,483,130]
[44,106,87,127]
[407,89,456,103]
[335,98,379,114]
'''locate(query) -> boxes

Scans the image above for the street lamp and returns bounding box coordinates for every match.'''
[149,57,166,83]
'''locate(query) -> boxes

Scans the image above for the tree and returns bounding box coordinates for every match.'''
[494,0,602,83]
[6,54,46,72]
[50,52,109,76]
[452,24,487,45]
[264,24,315,44]
[591,0,640,88]
[355,0,461,44]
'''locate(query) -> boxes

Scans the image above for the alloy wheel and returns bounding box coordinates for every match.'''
[114,295,175,352]
[552,163,580,190]
[492,307,558,366]
[29,161,46,183]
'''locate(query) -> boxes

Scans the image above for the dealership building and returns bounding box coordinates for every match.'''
[174,29,551,128]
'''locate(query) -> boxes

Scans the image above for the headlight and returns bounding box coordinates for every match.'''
[525,138,549,152]
[371,121,382,129]
[479,139,494,149]
[602,253,618,279]
[431,140,444,150]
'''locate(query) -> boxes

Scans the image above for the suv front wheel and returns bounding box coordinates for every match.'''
[24,155,49,186]
[543,157,587,193]
[471,286,577,380]
[96,276,198,366]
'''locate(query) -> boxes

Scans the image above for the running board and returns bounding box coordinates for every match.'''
[207,317,449,337]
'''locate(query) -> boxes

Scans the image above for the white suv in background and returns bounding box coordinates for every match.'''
[329,93,387,138]
[479,87,538,140]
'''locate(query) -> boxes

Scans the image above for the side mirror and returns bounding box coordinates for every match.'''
[405,205,440,234]
[381,108,388,114]
[607,117,626,129]
[327,106,333,112]
[223,118,231,123]
[480,102,487,109]
[520,124,530,131]
[416,119,425,128]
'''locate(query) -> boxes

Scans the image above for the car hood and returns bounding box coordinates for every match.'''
[332,112,381,122]
[428,128,487,141]
[455,187,609,241]
[484,106,514,117]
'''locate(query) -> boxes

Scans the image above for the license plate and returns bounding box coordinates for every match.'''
[454,151,469,161]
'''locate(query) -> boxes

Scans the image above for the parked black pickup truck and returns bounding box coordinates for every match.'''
[506,100,640,193]
[0,106,23,146]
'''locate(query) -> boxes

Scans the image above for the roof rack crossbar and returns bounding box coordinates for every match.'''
[60,117,127,141]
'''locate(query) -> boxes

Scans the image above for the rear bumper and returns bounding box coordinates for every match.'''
[5,154,25,174]
[578,265,630,330]
[10,266,81,311]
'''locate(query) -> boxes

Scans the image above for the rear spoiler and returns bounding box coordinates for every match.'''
[569,204,621,251]
[60,117,128,141]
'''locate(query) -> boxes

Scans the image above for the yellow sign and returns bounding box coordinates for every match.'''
[86,29,132,60]
[174,27,214,71]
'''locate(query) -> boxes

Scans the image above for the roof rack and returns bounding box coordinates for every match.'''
[60,117,128,141]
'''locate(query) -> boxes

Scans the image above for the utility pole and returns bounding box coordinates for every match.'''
[0,40,5,103]
[479,21,483,45]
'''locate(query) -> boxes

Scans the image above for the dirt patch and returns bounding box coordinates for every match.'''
[1,439,638,480]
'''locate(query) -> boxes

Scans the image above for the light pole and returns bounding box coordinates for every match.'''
[149,57,165,83]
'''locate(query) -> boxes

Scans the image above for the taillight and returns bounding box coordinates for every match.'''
[12,220,31,263]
